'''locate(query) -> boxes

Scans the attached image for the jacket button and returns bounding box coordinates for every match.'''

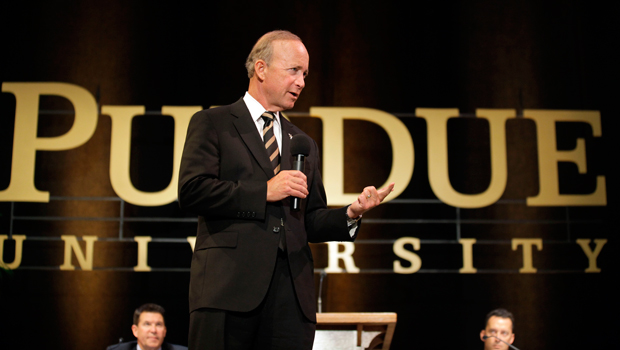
[273,226,280,233]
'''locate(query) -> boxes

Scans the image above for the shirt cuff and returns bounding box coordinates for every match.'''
[346,205,362,237]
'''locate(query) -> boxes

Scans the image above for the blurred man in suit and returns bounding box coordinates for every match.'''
[480,308,516,350]
[106,303,187,350]
[179,30,393,350]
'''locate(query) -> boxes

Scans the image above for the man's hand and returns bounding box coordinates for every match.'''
[347,182,395,219]
[267,170,309,202]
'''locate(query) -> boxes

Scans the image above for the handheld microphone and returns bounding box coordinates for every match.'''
[482,335,520,350]
[290,134,311,211]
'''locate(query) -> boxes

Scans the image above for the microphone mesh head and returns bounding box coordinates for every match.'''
[290,134,311,156]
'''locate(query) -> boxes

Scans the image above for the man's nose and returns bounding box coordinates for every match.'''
[296,75,305,89]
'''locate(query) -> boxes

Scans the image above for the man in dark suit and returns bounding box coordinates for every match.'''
[106,303,187,350]
[178,30,393,350]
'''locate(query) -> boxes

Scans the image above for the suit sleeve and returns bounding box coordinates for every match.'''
[178,110,267,220]
[302,139,359,243]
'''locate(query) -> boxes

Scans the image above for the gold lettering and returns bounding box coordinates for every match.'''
[102,105,200,206]
[576,238,607,273]
[324,242,360,273]
[393,237,422,274]
[133,236,152,272]
[416,108,511,208]
[511,238,543,273]
[459,238,477,273]
[0,82,98,202]
[525,110,605,206]
[308,107,414,206]
[59,235,98,271]
[0,235,27,269]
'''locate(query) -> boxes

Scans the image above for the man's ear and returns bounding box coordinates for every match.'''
[480,330,486,342]
[255,60,267,81]
[509,333,515,344]
[131,324,139,338]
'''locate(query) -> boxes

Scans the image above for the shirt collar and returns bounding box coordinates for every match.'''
[243,91,280,125]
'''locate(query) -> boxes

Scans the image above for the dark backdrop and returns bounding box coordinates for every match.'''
[1,1,618,349]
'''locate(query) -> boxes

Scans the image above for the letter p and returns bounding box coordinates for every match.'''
[1,82,98,202]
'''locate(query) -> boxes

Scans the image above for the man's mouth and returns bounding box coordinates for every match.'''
[289,92,299,98]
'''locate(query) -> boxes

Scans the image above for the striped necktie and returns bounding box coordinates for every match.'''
[262,111,286,251]
[261,111,280,175]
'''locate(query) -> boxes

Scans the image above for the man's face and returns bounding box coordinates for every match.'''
[480,316,515,350]
[131,312,167,350]
[260,39,309,111]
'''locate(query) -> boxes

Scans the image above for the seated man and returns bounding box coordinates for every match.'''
[107,303,187,350]
[480,308,516,350]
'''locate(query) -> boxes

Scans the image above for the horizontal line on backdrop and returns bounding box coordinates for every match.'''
[11,216,601,225]
[49,196,123,201]
[363,219,601,224]
[11,267,586,274]
[11,216,197,222]
[313,268,587,274]
[13,197,532,205]
[38,110,498,118]
[16,237,586,245]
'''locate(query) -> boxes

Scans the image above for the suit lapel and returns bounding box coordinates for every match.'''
[280,117,294,213]
[230,99,274,178]
[280,117,295,171]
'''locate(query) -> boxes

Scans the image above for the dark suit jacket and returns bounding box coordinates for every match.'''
[106,340,187,350]
[178,98,357,322]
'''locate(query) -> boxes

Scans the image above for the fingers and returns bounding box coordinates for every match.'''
[376,182,395,201]
[360,182,394,205]
[360,187,379,206]
[348,187,379,218]
[281,171,308,194]
[280,171,308,197]
[348,183,396,218]
[267,170,308,202]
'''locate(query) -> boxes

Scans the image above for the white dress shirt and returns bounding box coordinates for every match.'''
[243,92,282,153]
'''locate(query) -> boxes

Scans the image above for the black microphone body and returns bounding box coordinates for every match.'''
[292,154,305,210]
[290,134,311,211]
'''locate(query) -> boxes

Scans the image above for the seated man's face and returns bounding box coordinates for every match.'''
[132,311,167,350]
[480,316,515,350]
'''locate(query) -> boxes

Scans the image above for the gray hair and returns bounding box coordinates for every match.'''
[245,30,302,78]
